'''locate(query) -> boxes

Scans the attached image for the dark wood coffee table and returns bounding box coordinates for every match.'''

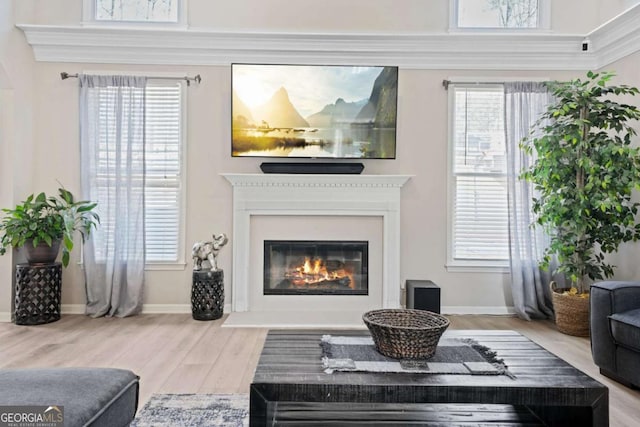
[250,330,608,426]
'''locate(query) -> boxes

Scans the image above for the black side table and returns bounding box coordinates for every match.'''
[15,262,62,325]
[191,270,224,321]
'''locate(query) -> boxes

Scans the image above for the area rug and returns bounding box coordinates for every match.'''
[131,394,248,427]
[321,335,514,377]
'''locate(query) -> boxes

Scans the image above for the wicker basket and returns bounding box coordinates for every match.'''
[551,282,590,337]
[363,309,450,359]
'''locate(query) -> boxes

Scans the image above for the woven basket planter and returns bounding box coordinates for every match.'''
[363,309,450,359]
[551,283,590,337]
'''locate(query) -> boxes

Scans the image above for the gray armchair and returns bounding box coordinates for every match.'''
[590,281,640,389]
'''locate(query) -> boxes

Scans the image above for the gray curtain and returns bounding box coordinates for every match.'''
[79,75,147,317]
[504,82,555,320]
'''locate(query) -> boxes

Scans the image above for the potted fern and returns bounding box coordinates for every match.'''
[521,71,640,336]
[0,188,99,267]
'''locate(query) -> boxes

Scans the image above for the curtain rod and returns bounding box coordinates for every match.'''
[442,79,510,90]
[442,79,550,90]
[60,72,202,86]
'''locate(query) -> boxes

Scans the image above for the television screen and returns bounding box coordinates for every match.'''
[232,64,398,159]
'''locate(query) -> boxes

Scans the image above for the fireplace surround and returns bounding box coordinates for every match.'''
[222,173,411,320]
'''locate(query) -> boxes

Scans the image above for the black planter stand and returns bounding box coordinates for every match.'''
[14,262,62,325]
[191,270,224,321]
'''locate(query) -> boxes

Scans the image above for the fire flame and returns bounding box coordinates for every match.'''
[302,258,323,275]
[286,257,354,288]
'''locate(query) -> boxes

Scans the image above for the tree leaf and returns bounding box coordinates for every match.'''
[64,235,73,251]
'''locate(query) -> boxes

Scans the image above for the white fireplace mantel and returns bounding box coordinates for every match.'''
[222,173,412,313]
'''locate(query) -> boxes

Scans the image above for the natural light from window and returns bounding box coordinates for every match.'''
[450,85,509,267]
[95,0,178,22]
[457,0,539,29]
[92,81,184,264]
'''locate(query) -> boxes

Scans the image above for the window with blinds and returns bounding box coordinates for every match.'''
[449,85,509,266]
[93,80,184,264]
[144,82,184,263]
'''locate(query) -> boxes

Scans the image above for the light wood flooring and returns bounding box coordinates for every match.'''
[1,314,638,426]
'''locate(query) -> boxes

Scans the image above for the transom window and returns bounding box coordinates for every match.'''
[448,84,509,269]
[85,0,183,24]
[453,0,548,29]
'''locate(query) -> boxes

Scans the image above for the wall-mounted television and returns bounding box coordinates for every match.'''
[231,63,398,159]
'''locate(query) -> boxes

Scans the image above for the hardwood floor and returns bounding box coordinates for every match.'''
[1,314,638,426]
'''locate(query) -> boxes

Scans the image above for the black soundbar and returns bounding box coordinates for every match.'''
[260,162,365,174]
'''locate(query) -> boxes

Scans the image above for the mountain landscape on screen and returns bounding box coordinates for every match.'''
[306,98,368,128]
[252,87,310,128]
[232,64,398,159]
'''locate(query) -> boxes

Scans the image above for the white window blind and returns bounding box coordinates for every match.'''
[93,80,184,264]
[144,82,183,263]
[450,85,509,264]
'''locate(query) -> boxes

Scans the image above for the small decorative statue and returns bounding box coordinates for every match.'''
[192,233,229,271]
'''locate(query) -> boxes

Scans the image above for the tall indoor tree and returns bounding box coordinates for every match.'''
[521,71,640,334]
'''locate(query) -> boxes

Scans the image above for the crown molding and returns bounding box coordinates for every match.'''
[18,24,596,70]
[588,4,640,68]
[16,6,639,70]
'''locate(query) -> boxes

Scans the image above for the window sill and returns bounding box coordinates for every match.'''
[145,262,187,271]
[447,27,552,34]
[78,262,187,271]
[81,21,188,30]
[445,263,510,274]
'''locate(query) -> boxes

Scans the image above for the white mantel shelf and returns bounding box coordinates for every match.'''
[222,173,412,188]
[222,173,412,314]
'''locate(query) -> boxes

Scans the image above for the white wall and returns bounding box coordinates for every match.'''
[600,49,640,282]
[0,1,13,319]
[23,0,632,34]
[29,62,585,311]
[605,0,640,23]
[3,0,640,316]
[0,84,15,319]
[0,0,37,317]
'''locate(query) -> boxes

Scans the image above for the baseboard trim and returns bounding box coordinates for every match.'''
[2,305,505,322]
[0,304,233,321]
[143,304,232,314]
[442,306,516,315]
[140,304,191,314]
[61,304,85,314]
[61,303,233,315]
[62,304,231,319]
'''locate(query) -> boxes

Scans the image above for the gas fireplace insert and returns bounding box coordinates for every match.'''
[264,240,368,296]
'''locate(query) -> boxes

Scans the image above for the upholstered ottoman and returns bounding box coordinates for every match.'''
[591,281,640,388]
[0,368,139,427]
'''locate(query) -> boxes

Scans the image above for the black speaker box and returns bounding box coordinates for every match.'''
[406,280,441,313]
[260,162,364,174]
